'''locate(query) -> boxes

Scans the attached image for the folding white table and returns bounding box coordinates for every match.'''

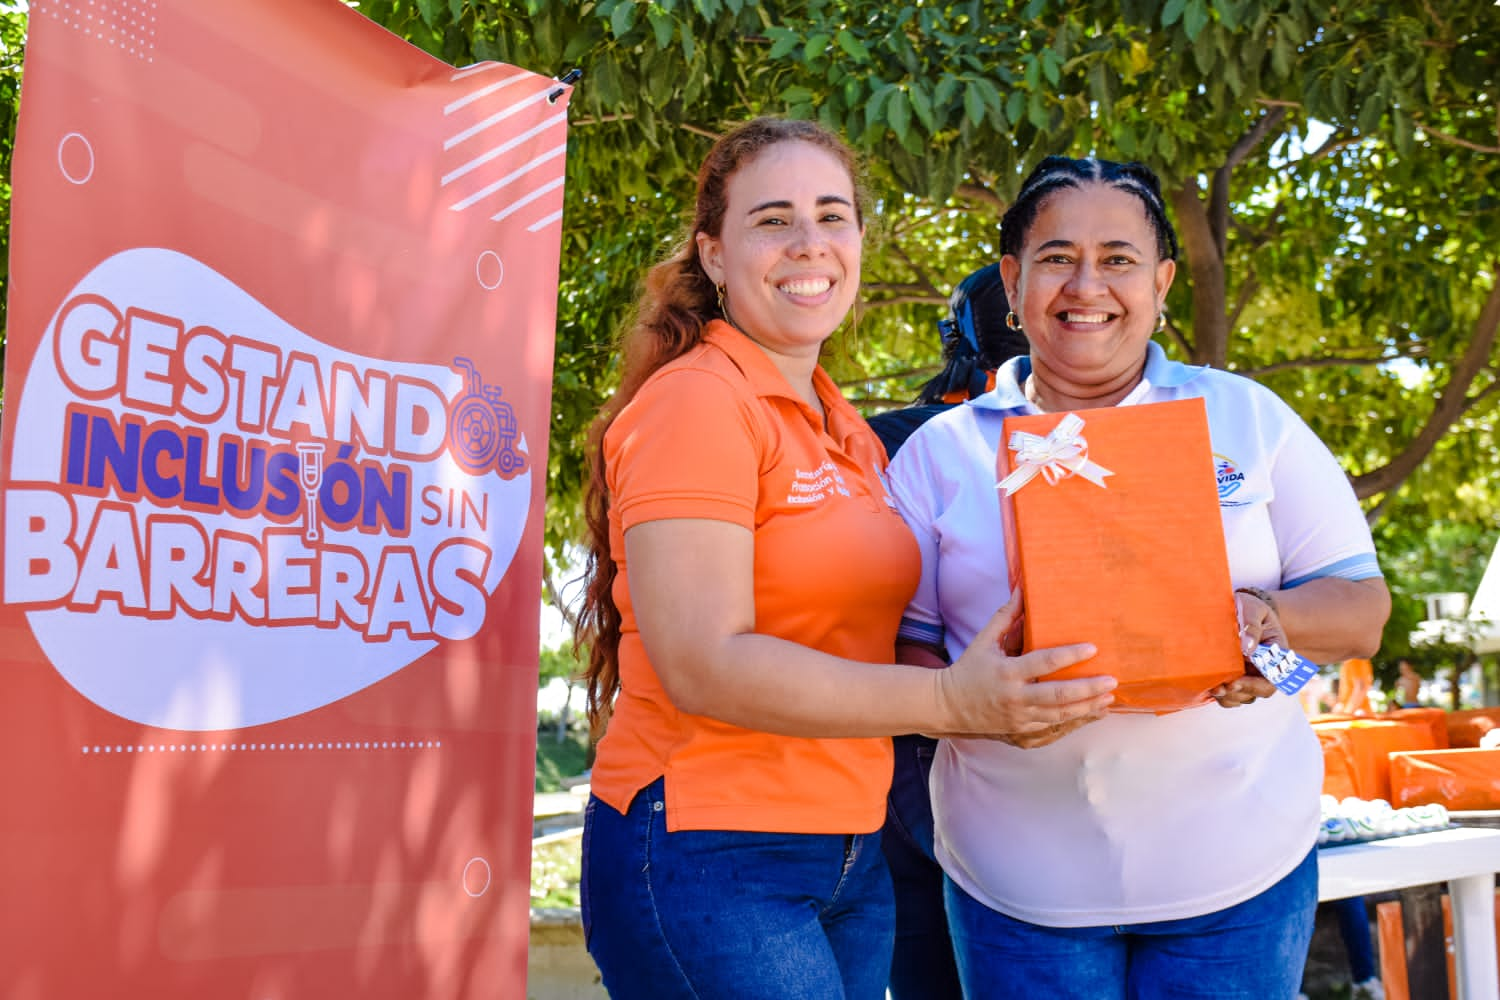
[1318,826,1500,1000]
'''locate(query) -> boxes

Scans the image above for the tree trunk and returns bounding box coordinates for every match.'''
[1352,267,1500,501]
[1168,179,1227,368]
[555,680,573,744]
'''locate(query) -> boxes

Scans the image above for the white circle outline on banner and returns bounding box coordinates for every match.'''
[463,856,492,897]
[476,251,504,290]
[58,132,96,185]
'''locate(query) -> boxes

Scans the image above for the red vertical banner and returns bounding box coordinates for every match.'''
[0,1,567,995]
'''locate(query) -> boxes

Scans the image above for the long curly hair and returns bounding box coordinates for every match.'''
[575,117,866,733]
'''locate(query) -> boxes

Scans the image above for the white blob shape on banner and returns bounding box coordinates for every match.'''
[4,247,532,730]
[463,856,491,897]
[475,250,504,290]
[57,131,96,184]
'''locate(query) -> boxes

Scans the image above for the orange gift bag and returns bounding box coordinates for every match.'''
[997,397,1244,712]
[1390,747,1500,811]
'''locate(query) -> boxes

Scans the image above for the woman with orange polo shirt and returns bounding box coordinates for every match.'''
[573,117,1118,999]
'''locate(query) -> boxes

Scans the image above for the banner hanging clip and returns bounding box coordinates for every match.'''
[548,68,583,104]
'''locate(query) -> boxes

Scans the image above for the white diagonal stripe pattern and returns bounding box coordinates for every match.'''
[448,144,566,212]
[444,70,531,115]
[444,88,554,150]
[491,177,565,222]
[442,112,567,187]
[528,210,564,232]
[441,63,569,234]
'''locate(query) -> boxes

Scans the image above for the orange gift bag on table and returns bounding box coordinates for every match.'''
[997,397,1244,712]
[1389,747,1500,810]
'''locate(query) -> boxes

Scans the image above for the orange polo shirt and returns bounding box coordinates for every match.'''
[590,321,920,833]
[1337,657,1374,715]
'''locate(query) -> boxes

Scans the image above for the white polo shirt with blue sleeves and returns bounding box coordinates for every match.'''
[887,341,1382,928]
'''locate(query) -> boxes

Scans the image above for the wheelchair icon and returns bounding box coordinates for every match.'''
[448,357,526,479]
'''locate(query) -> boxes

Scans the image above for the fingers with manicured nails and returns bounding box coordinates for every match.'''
[937,606,1117,736]
[1212,674,1277,708]
[1007,639,1107,685]
[1234,591,1288,653]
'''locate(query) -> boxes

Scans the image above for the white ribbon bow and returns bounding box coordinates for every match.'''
[997,413,1114,494]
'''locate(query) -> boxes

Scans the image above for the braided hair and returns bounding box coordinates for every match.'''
[999,157,1178,262]
[914,262,1026,404]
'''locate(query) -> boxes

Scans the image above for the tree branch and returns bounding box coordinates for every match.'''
[1168,177,1221,365]
[679,121,724,141]
[1229,202,1285,253]
[1308,130,1360,160]
[864,293,950,308]
[542,563,578,633]
[1161,314,1193,358]
[1419,0,1447,33]
[1351,263,1500,498]
[1224,105,1289,173]
[1211,107,1288,256]
[1415,121,1500,155]
[844,395,929,411]
[884,242,946,300]
[1238,346,1431,377]
[570,113,634,126]
[842,365,943,387]
[569,112,721,142]
[955,181,1006,212]
[1469,376,1500,408]
[1226,273,1260,332]
[863,281,940,296]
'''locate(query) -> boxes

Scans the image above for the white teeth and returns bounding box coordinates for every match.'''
[780,278,832,297]
[1062,311,1111,324]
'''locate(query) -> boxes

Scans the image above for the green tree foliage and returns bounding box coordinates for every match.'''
[352,2,1497,487]
[0,3,26,399]
[537,640,584,744]
[1373,518,1496,673]
[1,3,1495,655]
[350,2,1498,653]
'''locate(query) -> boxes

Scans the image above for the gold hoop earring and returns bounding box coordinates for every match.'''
[1156,312,1167,333]
[1005,311,1023,332]
[716,283,727,316]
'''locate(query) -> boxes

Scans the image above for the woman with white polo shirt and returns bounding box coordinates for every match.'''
[886,156,1391,999]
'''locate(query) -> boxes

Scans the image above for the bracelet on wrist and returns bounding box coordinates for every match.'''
[1235,586,1279,615]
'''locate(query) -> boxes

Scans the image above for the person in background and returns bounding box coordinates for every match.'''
[867,263,1026,1000]
[1296,674,1384,1000]
[886,155,1391,999]
[1396,658,1423,708]
[1336,656,1376,716]
[573,118,1116,1000]
[1324,900,1385,999]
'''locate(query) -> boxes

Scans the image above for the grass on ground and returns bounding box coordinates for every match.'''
[531,727,587,908]
[534,726,590,793]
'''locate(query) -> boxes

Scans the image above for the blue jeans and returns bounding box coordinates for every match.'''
[882,734,962,1000]
[581,777,894,1000]
[945,847,1319,1000]
[1331,895,1377,982]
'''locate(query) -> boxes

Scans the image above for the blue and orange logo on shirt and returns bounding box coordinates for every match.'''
[1215,454,1246,500]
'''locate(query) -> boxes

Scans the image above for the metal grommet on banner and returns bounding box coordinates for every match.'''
[548,68,583,104]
